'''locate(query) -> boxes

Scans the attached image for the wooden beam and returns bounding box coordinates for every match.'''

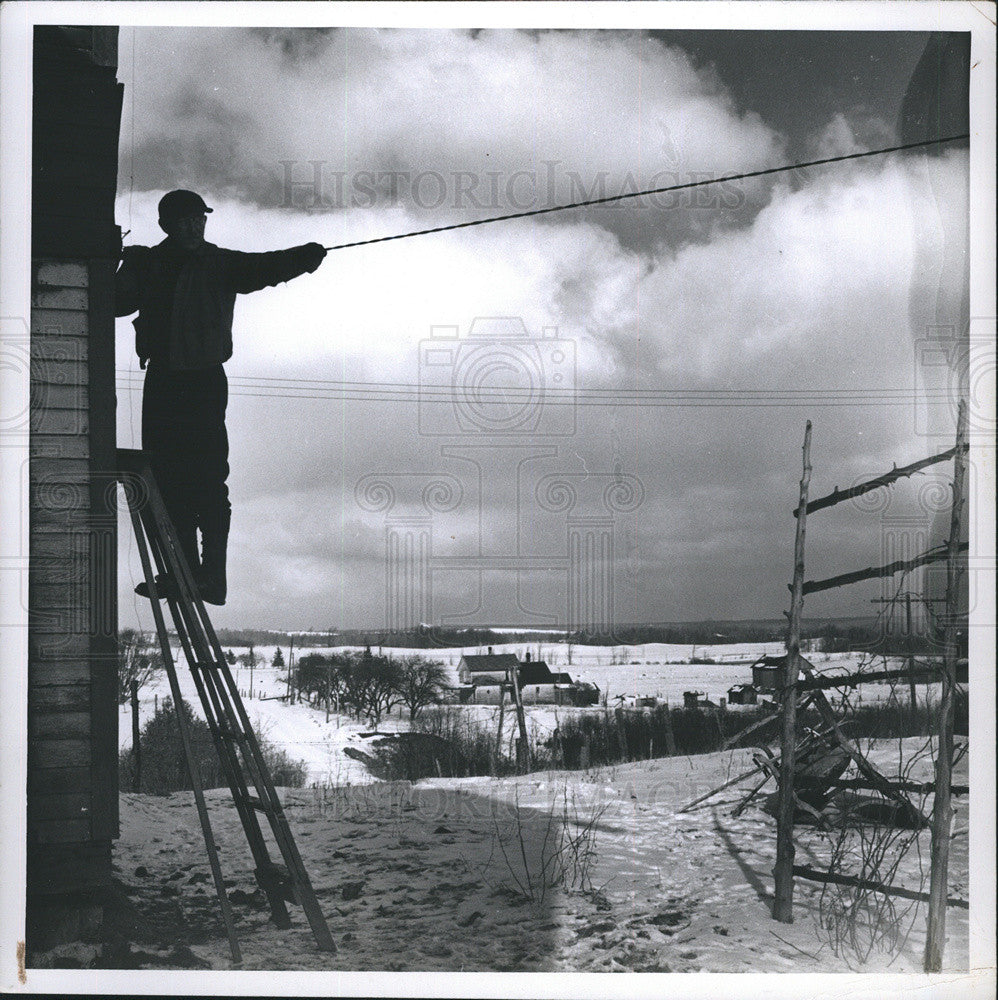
[802,542,966,595]
[774,420,812,924]
[794,776,968,795]
[798,665,942,691]
[721,693,814,750]
[678,760,769,813]
[925,401,967,973]
[792,866,967,909]
[795,443,968,517]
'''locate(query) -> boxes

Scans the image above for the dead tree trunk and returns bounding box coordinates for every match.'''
[774,420,811,923]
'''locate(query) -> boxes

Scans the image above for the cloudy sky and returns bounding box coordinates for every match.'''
[112,26,971,632]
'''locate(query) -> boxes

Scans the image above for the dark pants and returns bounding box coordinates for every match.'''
[142,363,231,592]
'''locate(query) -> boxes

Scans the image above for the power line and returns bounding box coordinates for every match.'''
[114,369,949,396]
[114,379,949,408]
[323,134,969,252]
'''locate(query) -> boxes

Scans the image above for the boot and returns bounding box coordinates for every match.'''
[135,573,179,600]
[198,530,228,606]
[134,514,199,600]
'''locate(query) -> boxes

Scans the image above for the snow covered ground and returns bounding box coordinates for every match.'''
[104,739,969,974]
[91,642,978,977]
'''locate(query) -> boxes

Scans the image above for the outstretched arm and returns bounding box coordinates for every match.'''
[227,243,327,294]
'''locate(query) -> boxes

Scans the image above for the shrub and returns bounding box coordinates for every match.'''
[120,697,307,794]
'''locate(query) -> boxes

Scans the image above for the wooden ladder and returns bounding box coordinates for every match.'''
[117,448,335,962]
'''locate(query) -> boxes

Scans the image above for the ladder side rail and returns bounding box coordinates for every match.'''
[924,399,968,972]
[134,474,276,798]
[138,502,296,928]
[127,504,243,965]
[134,471,295,929]
[195,604,305,819]
[181,648,295,929]
[194,605,337,950]
[130,453,335,952]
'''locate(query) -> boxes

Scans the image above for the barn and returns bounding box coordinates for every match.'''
[727,683,759,705]
[750,653,816,693]
[26,25,123,951]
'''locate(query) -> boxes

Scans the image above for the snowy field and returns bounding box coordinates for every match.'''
[121,642,946,786]
[90,641,972,974]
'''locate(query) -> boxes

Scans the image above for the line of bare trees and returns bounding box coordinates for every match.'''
[291,648,449,727]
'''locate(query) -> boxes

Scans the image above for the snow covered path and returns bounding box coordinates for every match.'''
[110,741,970,973]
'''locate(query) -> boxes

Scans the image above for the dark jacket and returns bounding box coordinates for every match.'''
[115,239,320,370]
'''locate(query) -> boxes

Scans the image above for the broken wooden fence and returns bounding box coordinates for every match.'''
[773,402,968,975]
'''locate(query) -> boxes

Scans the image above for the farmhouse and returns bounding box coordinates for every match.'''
[457,650,595,705]
[683,690,719,710]
[457,649,520,685]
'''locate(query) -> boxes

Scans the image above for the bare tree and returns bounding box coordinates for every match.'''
[117,629,162,704]
[363,654,403,729]
[396,655,449,720]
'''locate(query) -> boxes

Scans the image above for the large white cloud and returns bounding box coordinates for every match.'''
[120,27,784,218]
[113,30,969,630]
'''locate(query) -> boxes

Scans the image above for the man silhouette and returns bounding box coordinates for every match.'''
[115,189,326,604]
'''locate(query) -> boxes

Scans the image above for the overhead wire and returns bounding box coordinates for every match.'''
[114,132,968,421]
[322,134,969,251]
[114,372,950,408]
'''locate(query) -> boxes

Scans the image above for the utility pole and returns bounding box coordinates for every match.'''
[905,591,917,711]
[249,644,255,699]
[870,594,929,712]
[508,662,531,774]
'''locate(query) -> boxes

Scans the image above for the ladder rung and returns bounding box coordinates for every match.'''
[245,796,268,811]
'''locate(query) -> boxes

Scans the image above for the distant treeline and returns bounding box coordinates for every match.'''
[214,619,905,651]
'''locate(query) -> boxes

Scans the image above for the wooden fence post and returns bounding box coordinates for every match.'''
[663,701,677,756]
[509,665,531,774]
[130,678,141,792]
[774,420,812,923]
[495,685,506,775]
[924,400,967,972]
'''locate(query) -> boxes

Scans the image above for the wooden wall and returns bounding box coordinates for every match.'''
[28,26,122,897]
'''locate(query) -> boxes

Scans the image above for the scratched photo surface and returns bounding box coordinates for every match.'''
[3,5,993,997]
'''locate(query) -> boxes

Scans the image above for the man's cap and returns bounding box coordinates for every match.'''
[158,189,213,224]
